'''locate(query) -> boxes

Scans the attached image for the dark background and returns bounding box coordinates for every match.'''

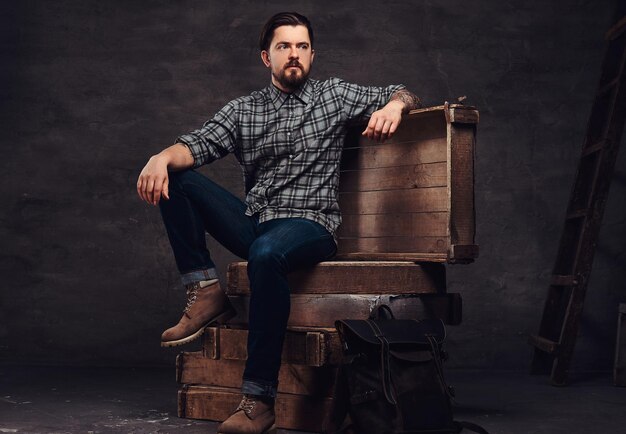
[1,0,624,373]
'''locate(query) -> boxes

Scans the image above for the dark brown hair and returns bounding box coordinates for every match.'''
[259,12,314,52]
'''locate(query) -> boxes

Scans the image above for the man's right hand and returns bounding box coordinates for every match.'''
[137,154,170,206]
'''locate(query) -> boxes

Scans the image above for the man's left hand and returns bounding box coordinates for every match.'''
[361,100,405,143]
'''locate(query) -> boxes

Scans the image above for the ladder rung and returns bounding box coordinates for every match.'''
[582,140,606,157]
[597,78,620,96]
[566,209,589,220]
[529,335,560,354]
[551,274,578,286]
[606,16,626,41]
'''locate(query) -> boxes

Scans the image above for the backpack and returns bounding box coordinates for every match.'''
[324,305,488,434]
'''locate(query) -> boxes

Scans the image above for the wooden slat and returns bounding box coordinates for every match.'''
[227,293,462,327]
[448,106,480,124]
[338,187,448,215]
[345,109,447,148]
[177,352,336,396]
[615,304,626,386]
[338,212,448,238]
[335,252,448,262]
[340,139,447,171]
[528,335,559,355]
[336,236,449,256]
[606,15,626,41]
[550,275,578,287]
[227,261,446,295]
[202,326,344,366]
[178,385,333,432]
[202,326,219,359]
[339,162,447,192]
[447,113,477,258]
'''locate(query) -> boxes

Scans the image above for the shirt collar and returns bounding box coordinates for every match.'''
[267,78,313,110]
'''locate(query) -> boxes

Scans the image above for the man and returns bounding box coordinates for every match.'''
[137,12,420,434]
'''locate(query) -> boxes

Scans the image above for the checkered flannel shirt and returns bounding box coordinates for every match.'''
[177,77,405,236]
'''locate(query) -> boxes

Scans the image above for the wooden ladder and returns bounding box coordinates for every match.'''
[529,12,626,386]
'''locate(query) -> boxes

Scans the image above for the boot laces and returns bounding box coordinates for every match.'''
[183,283,200,314]
[236,395,257,415]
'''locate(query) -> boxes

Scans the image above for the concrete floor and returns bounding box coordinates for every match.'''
[0,366,625,434]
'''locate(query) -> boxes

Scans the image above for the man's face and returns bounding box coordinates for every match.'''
[261,24,314,92]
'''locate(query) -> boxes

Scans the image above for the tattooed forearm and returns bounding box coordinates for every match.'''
[389,89,422,113]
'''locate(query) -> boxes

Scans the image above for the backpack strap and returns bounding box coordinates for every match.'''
[366,319,397,405]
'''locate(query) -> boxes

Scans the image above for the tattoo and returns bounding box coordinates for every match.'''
[390,89,422,113]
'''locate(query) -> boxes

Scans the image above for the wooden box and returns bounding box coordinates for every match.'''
[177,352,337,396]
[178,385,333,432]
[337,103,479,263]
[225,261,461,326]
[201,326,343,366]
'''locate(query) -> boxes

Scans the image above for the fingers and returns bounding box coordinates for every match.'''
[136,172,168,205]
[162,179,170,201]
[361,110,403,143]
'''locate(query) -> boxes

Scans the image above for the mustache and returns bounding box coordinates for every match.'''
[285,61,303,69]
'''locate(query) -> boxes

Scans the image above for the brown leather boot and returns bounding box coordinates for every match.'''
[217,394,276,434]
[160,280,235,347]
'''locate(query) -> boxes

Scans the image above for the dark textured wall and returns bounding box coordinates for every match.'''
[1,0,623,371]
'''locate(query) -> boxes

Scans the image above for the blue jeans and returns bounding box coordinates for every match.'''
[159,170,337,397]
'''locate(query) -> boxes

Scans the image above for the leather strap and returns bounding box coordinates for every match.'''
[366,319,397,405]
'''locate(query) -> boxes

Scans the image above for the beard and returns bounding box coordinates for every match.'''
[273,62,310,91]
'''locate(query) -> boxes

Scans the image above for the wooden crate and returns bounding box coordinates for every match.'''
[226,292,462,327]
[337,103,478,263]
[177,351,336,396]
[226,260,446,295]
[178,385,333,432]
[202,326,343,366]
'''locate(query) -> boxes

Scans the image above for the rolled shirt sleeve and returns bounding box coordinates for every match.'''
[334,78,406,122]
[176,100,239,168]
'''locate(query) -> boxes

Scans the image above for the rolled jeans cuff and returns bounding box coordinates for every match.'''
[241,378,278,398]
[180,268,218,286]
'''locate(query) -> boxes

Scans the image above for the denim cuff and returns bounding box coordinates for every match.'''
[241,378,278,398]
[180,268,218,286]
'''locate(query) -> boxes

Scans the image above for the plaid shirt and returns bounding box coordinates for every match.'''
[177,77,404,235]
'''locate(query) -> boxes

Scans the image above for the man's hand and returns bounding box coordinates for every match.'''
[361,100,405,143]
[137,143,194,206]
[137,154,170,206]
[362,89,421,143]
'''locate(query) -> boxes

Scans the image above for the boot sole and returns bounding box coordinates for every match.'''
[160,307,236,347]
[218,423,277,434]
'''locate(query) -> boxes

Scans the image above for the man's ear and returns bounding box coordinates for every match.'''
[261,50,271,68]
[311,49,315,64]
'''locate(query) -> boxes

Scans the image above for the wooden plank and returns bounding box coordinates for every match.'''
[177,352,337,396]
[335,252,448,262]
[340,139,447,171]
[336,236,449,256]
[338,187,448,215]
[338,212,448,238]
[449,244,479,263]
[226,261,446,295]
[344,110,447,148]
[339,162,447,192]
[202,326,344,366]
[615,304,626,386]
[226,293,461,327]
[201,326,219,359]
[447,109,477,260]
[528,335,559,355]
[448,106,480,124]
[178,385,333,432]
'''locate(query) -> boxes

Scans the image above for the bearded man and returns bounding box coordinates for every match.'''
[137,11,421,434]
